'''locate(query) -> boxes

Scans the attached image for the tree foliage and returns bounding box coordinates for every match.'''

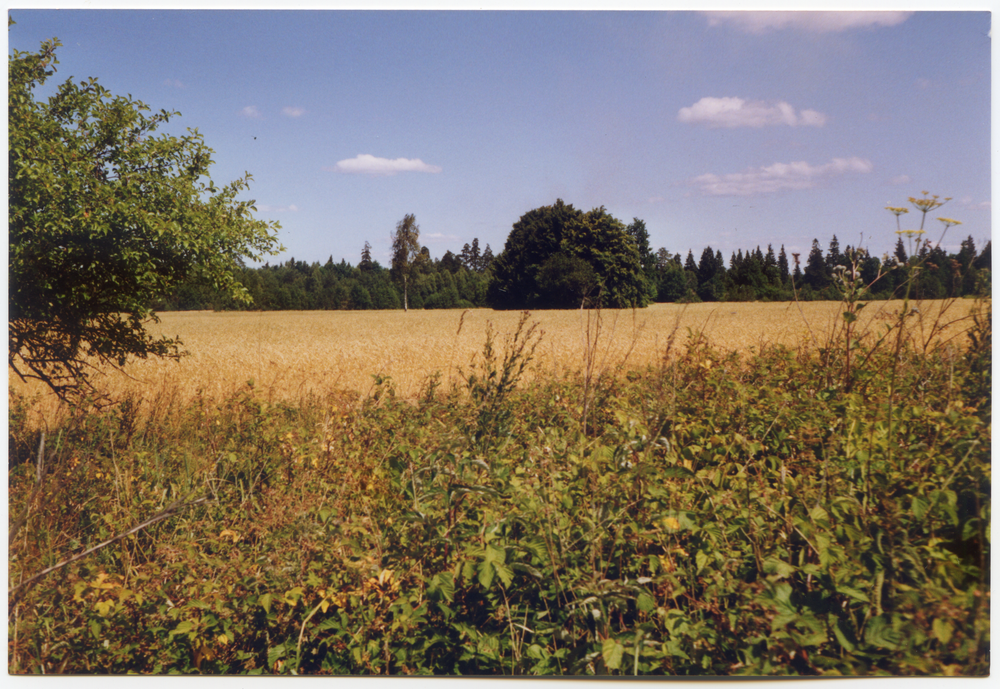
[487,200,649,310]
[8,34,282,397]
[390,214,422,311]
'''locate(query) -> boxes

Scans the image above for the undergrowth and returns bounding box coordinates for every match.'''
[8,304,991,675]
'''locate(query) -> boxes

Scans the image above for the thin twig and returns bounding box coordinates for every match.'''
[9,433,47,547]
[9,495,210,605]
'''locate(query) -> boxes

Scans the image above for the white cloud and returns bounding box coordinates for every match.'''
[689,156,874,196]
[890,175,912,186]
[424,232,459,242]
[678,97,826,128]
[257,204,299,213]
[240,105,262,119]
[703,11,913,34]
[327,154,442,176]
[282,106,305,118]
[163,78,184,88]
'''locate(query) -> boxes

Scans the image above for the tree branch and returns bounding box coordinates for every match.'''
[9,495,210,606]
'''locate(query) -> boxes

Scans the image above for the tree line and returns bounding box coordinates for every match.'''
[155,234,497,312]
[158,205,991,312]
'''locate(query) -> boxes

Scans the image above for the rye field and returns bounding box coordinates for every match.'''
[9,299,977,426]
[8,298,991,675]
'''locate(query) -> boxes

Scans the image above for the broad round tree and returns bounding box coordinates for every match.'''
[487,200,649,310]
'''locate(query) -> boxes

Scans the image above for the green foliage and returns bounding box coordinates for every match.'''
[487,200,649,310]
[390,214,423,311]
[8,35,282,398]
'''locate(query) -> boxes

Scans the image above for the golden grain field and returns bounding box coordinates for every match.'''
[10,299,976,426]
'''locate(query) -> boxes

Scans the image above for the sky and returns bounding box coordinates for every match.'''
[7,6,993,268]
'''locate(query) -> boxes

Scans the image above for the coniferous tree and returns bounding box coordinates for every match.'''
[825,235,842,273]
[804,239,829,291]
[777,245,790,284]
[683,250,696,273]
[360,241,374,272]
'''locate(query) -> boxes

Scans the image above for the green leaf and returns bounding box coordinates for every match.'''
[267,643,286,669]
[695,549,709,573]
[864,615,903,650]
[259,593,272,614]
[478,559,495,589]
[836,585,869,604]
[637,592,656,613]
[830,615,856,652]
[493,561,515,588]
[170,620,194,637]
[763,557,796,580]
[602,638,625,671]
[932,618,954,645]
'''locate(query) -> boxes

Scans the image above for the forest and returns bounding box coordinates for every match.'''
[156,229,992,312]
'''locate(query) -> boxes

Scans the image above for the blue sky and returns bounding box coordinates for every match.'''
[8,8,993,267]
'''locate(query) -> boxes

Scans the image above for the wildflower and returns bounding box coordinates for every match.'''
[937,217,962,228]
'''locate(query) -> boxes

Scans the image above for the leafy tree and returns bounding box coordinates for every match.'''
[626,217,657,300]
[439,250,463,274]
[487,200,648,309]
[655,263,688,302]
[536,253,598,308]
[562,207,649,308]
[390,214,422,311]
[8,34,281,397]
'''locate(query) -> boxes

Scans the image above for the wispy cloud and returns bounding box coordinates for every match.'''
[240,105,262,119]
[163,78,184,88]
[424,232,459,242]
[689,157,874,196]
[958,196,991,211]
[703,11,913,34]
[282,106,305,118]
[889,175,912,186]
[326,154,442,176]
[678,97,826,128]
[257,204,299,213]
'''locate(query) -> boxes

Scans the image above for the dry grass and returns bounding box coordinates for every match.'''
[10,299,975,428]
